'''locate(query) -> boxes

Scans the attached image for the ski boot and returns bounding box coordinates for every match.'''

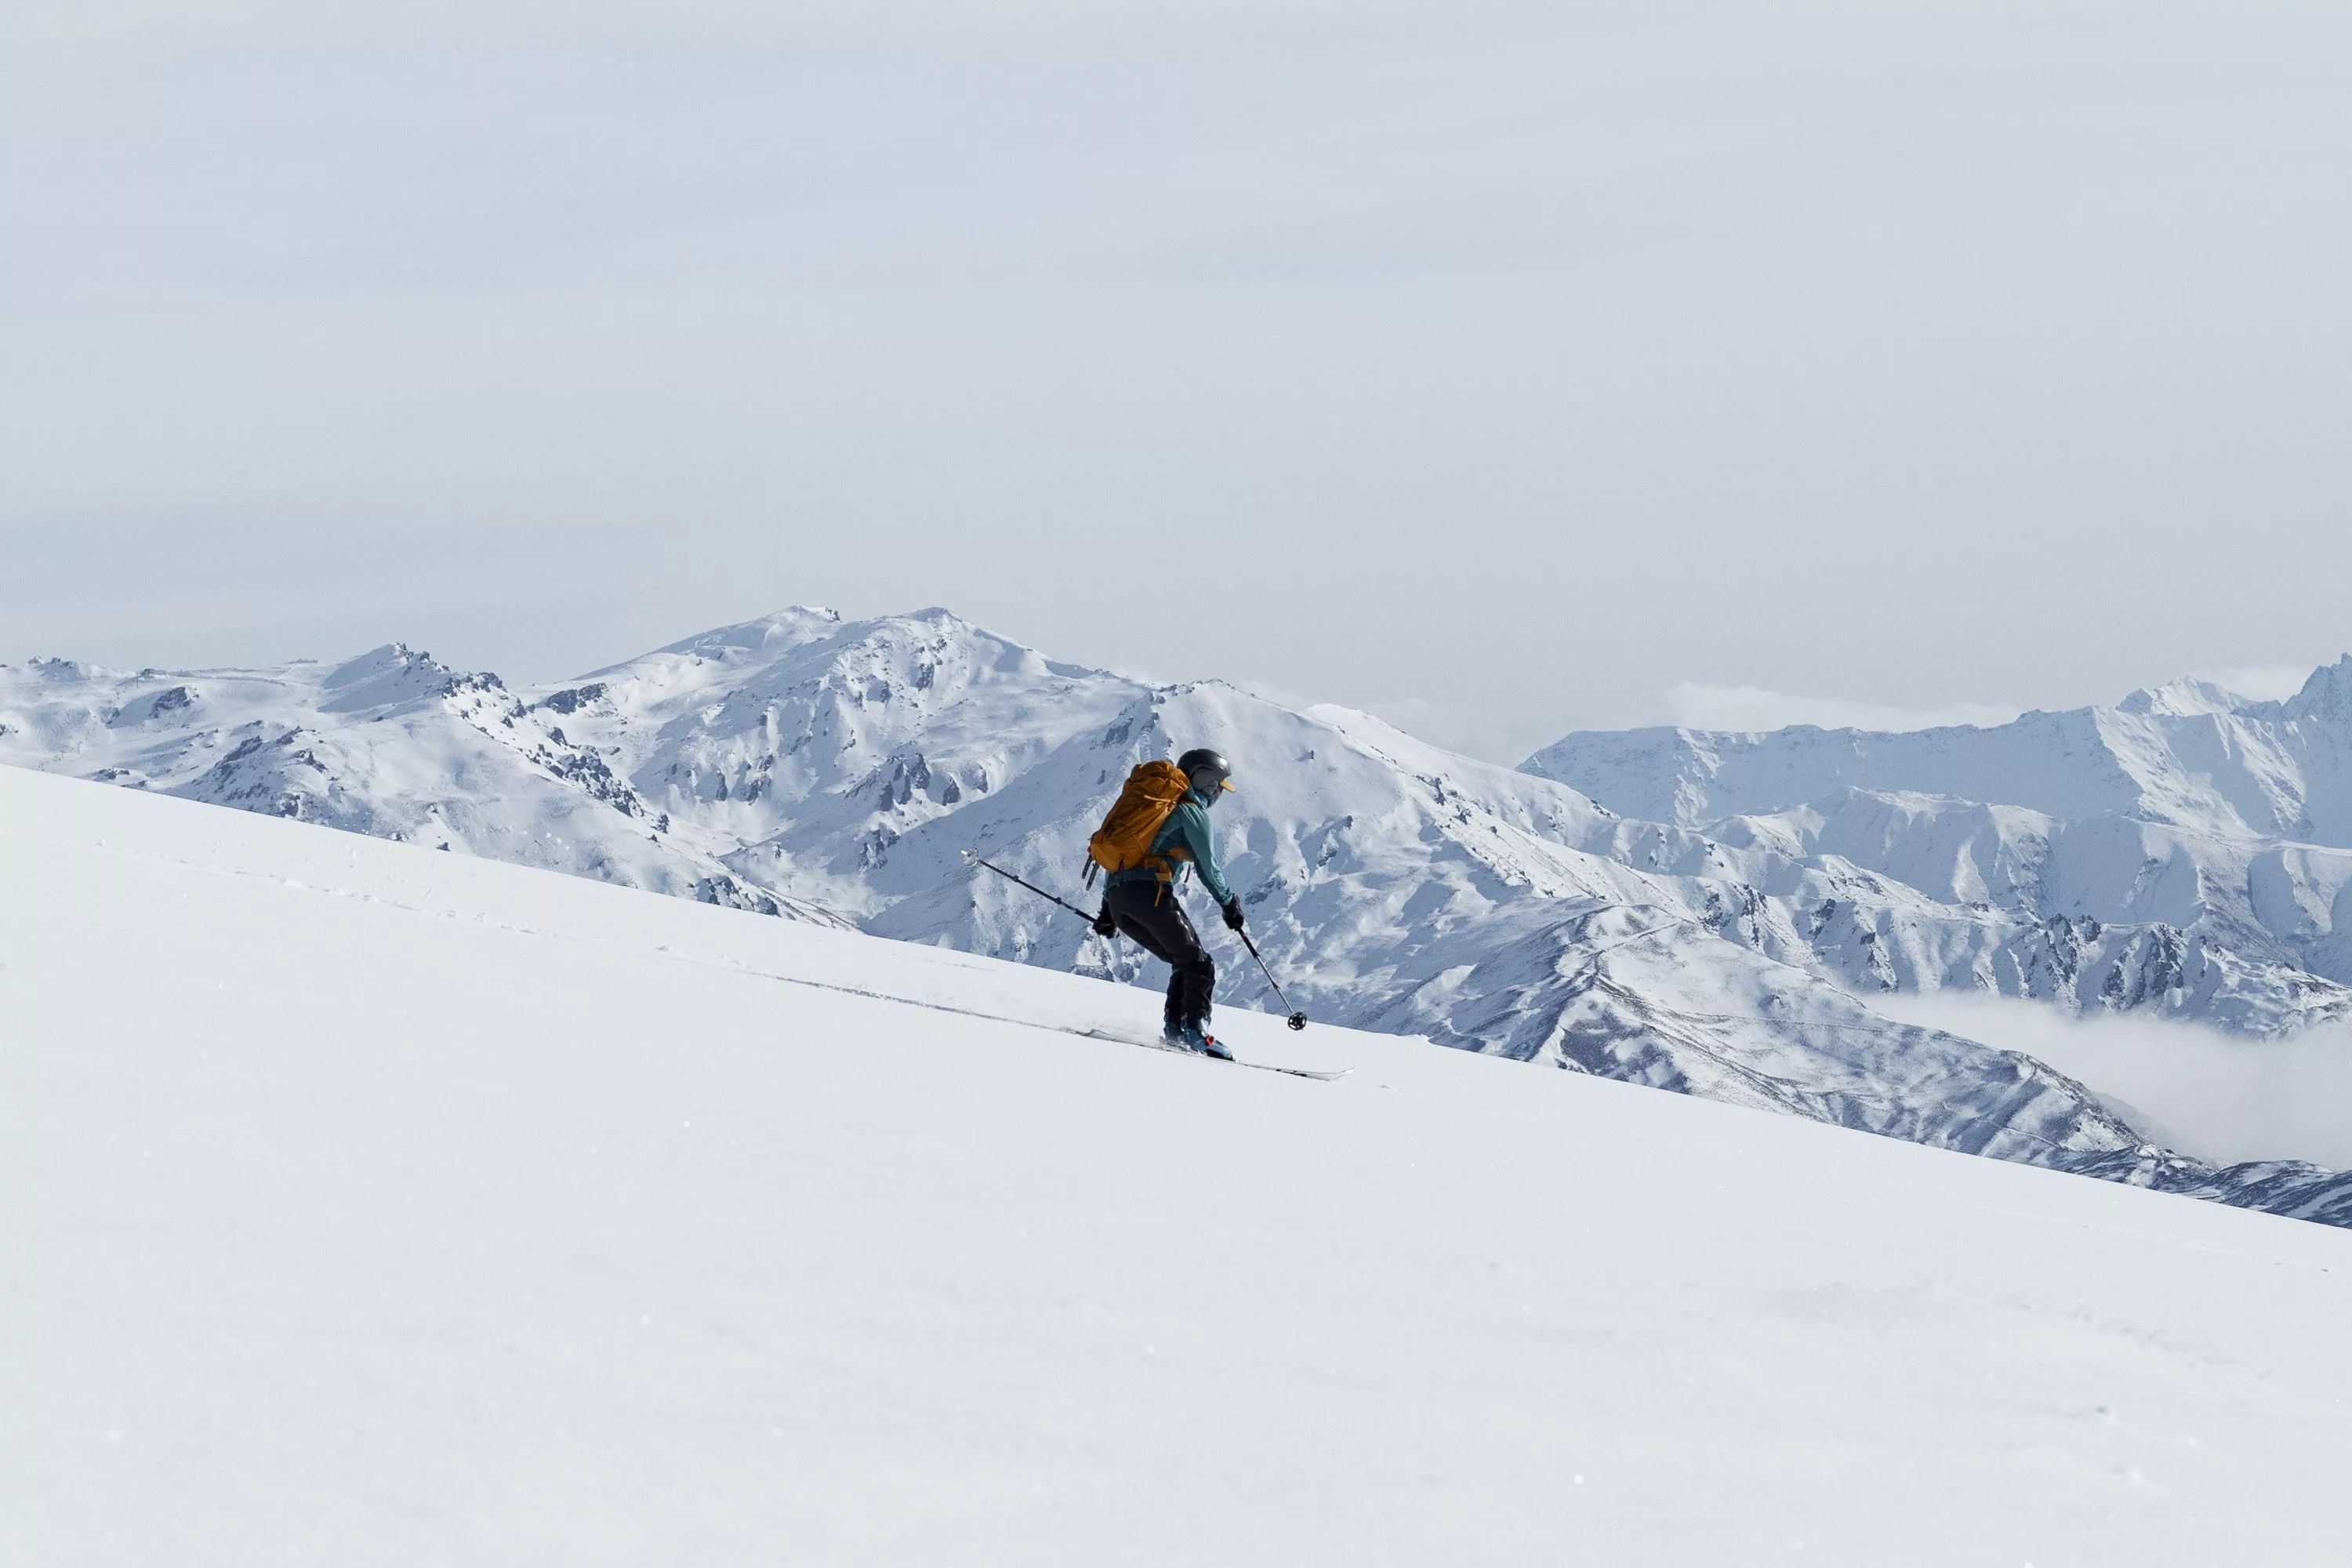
[1167,1025,1233,1061]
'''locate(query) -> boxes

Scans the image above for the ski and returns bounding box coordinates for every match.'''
[736,965,1350,1081]
[1076,1029,1350,1081]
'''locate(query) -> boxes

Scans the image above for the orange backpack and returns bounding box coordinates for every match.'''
[1087,760,1193,880]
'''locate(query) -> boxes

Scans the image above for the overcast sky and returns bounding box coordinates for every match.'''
[5,0,2349,760]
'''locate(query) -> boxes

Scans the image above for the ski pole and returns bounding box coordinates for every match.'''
[961,850,1097,922]
[1235,927,1308,1031]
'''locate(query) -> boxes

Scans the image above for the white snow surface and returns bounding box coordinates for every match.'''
[9,612,2352,1217]
[9,765,2352,1566]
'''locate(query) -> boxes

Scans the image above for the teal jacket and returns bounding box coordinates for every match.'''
[1109,788,1234,906]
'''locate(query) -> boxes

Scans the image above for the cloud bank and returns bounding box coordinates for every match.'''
[1871,992,2352,1172]
[1663,684,2023,735]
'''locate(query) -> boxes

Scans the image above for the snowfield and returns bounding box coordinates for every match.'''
[11,611,2352,1228]
[7,766,2352,1564]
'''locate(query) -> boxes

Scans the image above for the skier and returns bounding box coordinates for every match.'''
[1090,748,1245,1058]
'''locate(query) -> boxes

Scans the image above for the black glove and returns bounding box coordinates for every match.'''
[1222,898,1246,932]
[1092,905,1117,938]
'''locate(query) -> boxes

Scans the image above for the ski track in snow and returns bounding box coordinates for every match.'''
[8,765,2352,1564]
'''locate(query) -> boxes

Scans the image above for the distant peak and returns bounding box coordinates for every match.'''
[873,606,977,637]
[2116,677,2250,719]
[732,606,848,644]
[2285,654,2352,723]
[318,643,463,713]
[28,655,107,682]
[323,644,445,688]
[632,608,848,667]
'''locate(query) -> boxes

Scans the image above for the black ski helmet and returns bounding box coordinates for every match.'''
[1176,747,1234,802]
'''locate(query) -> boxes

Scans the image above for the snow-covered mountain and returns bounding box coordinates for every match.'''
[10,610,2352,1229]
[1526,665,2352,1036]
[0,641,841,922]
[1530,661,2352,840]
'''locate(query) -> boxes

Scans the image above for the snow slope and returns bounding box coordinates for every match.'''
[11,615,2352,1221]
[7,764,2352,1565]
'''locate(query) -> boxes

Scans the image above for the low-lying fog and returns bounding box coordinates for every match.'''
[1872,992,2352,1173]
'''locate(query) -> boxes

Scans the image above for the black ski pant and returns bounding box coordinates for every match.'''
[1105,879,1215,1038]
